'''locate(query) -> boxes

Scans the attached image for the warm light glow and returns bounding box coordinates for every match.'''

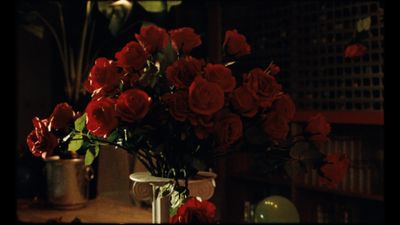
[137,0,182,13]
[112,0,132,8]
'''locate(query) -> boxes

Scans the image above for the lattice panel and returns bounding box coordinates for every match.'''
[221,0,384,112]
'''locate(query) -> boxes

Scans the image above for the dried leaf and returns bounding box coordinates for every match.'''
[284,160,304,179]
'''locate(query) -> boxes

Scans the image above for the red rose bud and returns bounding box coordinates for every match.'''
[85,57,122,94]
[269,63,280,76]
[116,89,151,123]
[135,24,169,54]
[115,41,148,72]
[49,102,76,130]
[272,94,296,121]
[223,29,251,57]
[189,76,224,116]
[344,43,367,58]
[166,56,203,88]
[231,86,259,118]
[170,197,216,224]
[262,112,289,141]
[86,98,118,138]
[169,27,202,54]
[319,153,350,188]
[214,112,243,149]
[243,68,282,108]
[305,113,331,142]
[203,64,236,93]
[26,117,58,158]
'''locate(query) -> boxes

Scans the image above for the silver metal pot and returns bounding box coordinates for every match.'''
[45,156,94,209]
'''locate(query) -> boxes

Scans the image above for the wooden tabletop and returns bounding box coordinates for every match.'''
[17,192,152,223]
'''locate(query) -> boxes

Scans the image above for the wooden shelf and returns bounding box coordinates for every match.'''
[295,183,384,202]
[293,111,384,125]
[230,173,292,187]
[229,173,384,202]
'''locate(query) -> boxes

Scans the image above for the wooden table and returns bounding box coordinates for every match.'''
[17,192,152,223]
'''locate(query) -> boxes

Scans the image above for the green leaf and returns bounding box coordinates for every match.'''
[158,37,177,71]
[68,134,83,152]
[169,189,186,216]
[158,183,174,199]
[107,129,119,142]
[74,113,87,132]
[94,144,100,157]
[85,149,95,166]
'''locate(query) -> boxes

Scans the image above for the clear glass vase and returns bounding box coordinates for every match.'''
[129,171,217,223]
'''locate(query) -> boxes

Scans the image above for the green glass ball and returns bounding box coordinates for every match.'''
[254,195,300,223]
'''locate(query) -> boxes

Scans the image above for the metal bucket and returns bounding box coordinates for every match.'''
[45,156,93,209]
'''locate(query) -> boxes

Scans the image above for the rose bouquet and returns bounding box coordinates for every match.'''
[26,24,349,223]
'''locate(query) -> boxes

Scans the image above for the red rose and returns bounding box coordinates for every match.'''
[262,112,289,141]
[86,98,118,137]
[214,112,243,149]
[305,113,331,142]
[203,64,236,92]
[116,89,151,123]
[319,153,350,188]
[188,114,214,127]
[169,27,201,54]
[115,41,148,72]
[344,43,367,58]
[188,114,214,139]
[194,126,213,139]
[170,197,216,224]
[166,56,203,88]
[188,76,224,116]
[135,24,169,54]
[231,86,258,117]
[85,58,122,94]
[272,94,296,121]
[268,63,280,76]
[243,68,282,108]
[162,91,190,122]
[223,29,251,57]
[26,117,58,158]
[49,103,76,130]
[122,72,141,88]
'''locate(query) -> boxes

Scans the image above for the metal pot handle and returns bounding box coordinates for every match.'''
[85,166,94,180]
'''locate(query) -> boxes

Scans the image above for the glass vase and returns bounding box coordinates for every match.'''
[129,171,217,223]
